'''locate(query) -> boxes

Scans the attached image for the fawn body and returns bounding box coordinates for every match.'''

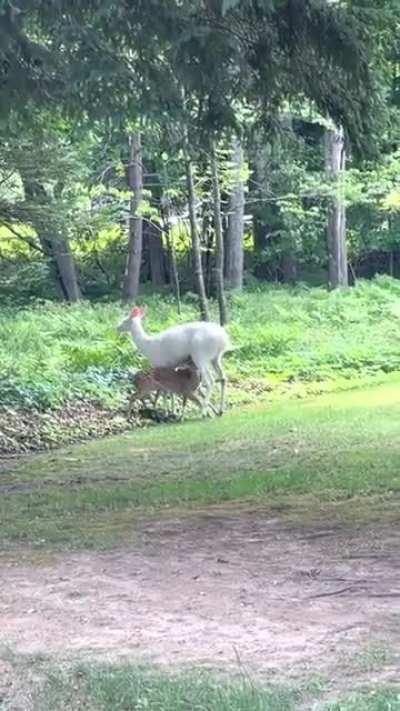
[129,364,215,419]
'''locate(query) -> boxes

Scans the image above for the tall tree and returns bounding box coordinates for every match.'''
[20,177,81,301]
[0,122,85,302]
[147,221,166,288]
[210,141,228,325]
[161,195,181,313]
[123,132,143,302]
[185,150,210,321]
[225,137,245,290]
[325,126,348,288]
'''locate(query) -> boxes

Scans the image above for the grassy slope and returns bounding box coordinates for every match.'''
[2,381,400,709]
[2,377,400,551]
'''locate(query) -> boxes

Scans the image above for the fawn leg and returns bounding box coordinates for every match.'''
[128,392,138,416]
[179,395,187,421]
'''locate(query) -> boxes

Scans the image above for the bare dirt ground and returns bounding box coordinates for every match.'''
[1,508,399,687]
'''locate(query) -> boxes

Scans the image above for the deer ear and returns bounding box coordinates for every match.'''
[140,305,147,317]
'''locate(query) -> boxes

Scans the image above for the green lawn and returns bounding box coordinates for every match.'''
[2,376,400,551]
[2,379,400,709]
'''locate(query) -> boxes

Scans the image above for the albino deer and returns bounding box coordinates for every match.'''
[118,306,230,415]
[129,365,216,419]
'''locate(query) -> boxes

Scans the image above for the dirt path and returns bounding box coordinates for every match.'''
[1,509,399,683]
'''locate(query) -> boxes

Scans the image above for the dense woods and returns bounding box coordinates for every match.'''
[0,0,399,322]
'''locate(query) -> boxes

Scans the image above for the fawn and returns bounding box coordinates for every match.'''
[128,364,216,419]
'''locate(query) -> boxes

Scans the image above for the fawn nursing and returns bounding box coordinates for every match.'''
[118,305,230,417]
[129,364,218,419]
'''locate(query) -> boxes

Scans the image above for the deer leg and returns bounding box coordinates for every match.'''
[178,395,187,421]
[212,355,228,415]
[188,392,218,416]
[158,391,172,413]
[161,393,174,414]
[196,367,215,417]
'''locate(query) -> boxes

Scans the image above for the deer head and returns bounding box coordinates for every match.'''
[117,305,147,333]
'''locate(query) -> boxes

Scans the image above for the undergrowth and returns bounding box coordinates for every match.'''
[1,276,400,413]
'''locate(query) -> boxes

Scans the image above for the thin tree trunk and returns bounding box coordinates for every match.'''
[210,140,228,326]
[388,216,394,277]
[325,126,348,289]
[148,221,166,287]
[204,216,214,298]
[122,132,143,302]
[184,147,209,321]
[251,133,268,254]
[389,251,394,277]
[225,137,245,290]
[162,199,181,313]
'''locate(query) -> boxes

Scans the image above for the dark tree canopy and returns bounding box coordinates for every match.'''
[0,0,396,156]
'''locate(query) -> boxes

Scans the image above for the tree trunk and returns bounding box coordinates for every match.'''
[251,134,268,254]
[225,137,245,290]
[185,149,209,321]
[325,127,348,289]
[204,215,214,298]
[148,221,166,287]
[210,140,228,326]
[51,236,81,301]
[21,177,81,301]
[162,198,181,313]
[281,252,297,284]
[389,250,394,277]
[35,233,64,299]
[122,132,143,303]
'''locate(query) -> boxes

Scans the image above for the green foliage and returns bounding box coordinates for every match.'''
[1,0,393,154]
[1,278,400,412]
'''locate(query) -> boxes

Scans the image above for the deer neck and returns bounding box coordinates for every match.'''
[129,320,157,359]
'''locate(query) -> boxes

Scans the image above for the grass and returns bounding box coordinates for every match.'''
[2,360,400,708]
[323,691,400,710]
[2,276,400,412]
[1,377,400,551]
[2,654,399,711]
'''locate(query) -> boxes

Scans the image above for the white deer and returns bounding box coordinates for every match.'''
[117,306,230,415]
